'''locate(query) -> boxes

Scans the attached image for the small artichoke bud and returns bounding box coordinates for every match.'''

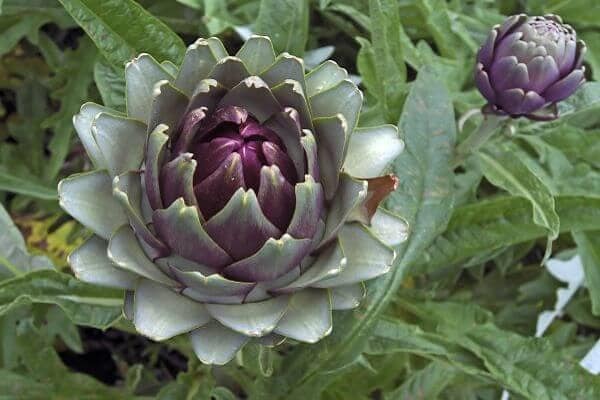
[475,14,586,119]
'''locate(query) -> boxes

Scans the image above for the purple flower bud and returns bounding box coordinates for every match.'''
[475,14,586,119]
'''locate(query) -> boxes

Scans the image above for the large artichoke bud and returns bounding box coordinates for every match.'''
[59,36,408,364]
[475,14,586,119]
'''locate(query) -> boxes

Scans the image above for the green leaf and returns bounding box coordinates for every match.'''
[210,387,238,400]
[528,0,600,28]
[558,82,600,128]
[573,231,600,316]
[42,37,96,180]
[202,0,239,35]
[0,168,58,200]
[0,269,123,329]
[414,41,470,92]
[0,318,137,399]
[34,31,65,71]
[367,0,406,123]
[325,3,370,32]
[94,57,126,112]
[367,317,487,376]
[253,67,455,400]
[372,306,600,400]
[0,369,53,398]
[1,0,72,25]
[413,196,600,274]
[0,203,54,277]
[255,0,309,56]
[156,365,220,400]
[536,125,600,170]
[415,0,477,58]
[384,361,458,400]
[57,0,186,68]
[0,79,50,187]
[386,65,456,266]
[44,306,83,354]
[356,37,379,102]
[515,134,574,183]
[515,130,600,199]
[478,143,560,256]
[0,14,50,57]
[460,325,600,400]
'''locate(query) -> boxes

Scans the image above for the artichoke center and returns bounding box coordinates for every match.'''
[187,105,298,226]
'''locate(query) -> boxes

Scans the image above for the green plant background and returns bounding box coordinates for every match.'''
[1,0,600,399]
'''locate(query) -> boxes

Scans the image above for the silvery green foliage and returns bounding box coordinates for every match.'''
[58,36,408,365]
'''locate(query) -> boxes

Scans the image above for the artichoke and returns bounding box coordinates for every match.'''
[475,14,586,119]
[59,36,408,364]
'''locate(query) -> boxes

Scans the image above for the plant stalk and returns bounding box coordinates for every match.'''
[453,113,507,168]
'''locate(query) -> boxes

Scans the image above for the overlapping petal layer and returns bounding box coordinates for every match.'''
[59,35,409,365]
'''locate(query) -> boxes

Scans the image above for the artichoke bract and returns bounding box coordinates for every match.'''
[475,14,586,119]
[59,36,408,365]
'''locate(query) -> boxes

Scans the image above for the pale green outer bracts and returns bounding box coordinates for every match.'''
[59,36,408,365]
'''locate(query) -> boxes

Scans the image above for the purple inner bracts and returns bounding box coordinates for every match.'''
[185,106,299,226]
[147,103,325,269]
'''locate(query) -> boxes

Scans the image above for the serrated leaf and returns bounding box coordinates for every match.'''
[2,319,135,399]
[413,196,600,274]
[44,305,83,354]
[415,0,477,58]
[367,0,406,123]
[367,317,487,376]
[0,78,56,197]
[373,300,600,400]
[537,125,600,170]
[202,0,240,35]
[155,365,220,400]
[0,269,123,329]
[1,0,72,25]
[0,13,50,57]
[478,143,559,258]
[0,369,53,399]
[356,37,380,104]
[386,65,456,268]
[255,0,309,56]
[57,0,186,67]
[43,38,96,180]
[384,361,458,399]
[461,324,600,399]
[558,82,600,129]
[94,57,126,112]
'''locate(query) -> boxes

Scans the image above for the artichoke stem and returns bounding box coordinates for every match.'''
[453,113,506,168]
